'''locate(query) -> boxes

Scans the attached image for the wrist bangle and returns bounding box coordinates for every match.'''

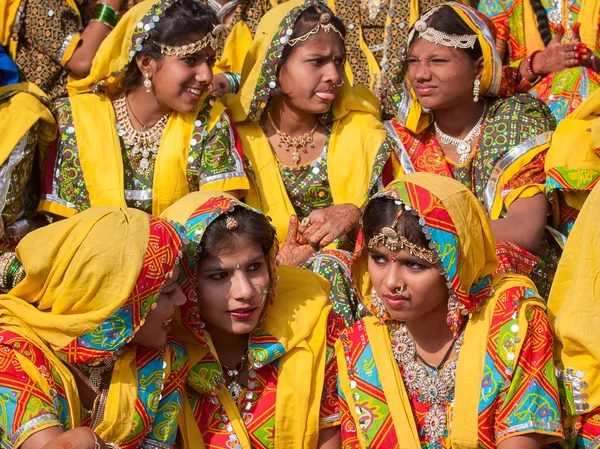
[0,252,24,292]
[93,3,120,28]
[85,427,101,449]
[526,50,541,82]
[90,18,115,29]
[222,71,241,94]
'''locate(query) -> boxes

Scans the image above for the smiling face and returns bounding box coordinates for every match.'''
[132,265,186,348]
[276,30,346,115]
[195,234,271,336]
[138,33,216,113]
[367,244,449,322]
[406,37,483,111]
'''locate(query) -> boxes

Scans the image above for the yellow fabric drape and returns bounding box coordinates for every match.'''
[0,82,56,167]
[223,0,397,242]
[0,207,153,440]
[214,21,255,75]
[0,0,20,58]
[572,0,599,51]
[547,182,600,426]
[522,0,545,55]
[161,191,333,449]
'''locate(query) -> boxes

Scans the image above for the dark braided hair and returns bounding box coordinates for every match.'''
[529,0,553,46]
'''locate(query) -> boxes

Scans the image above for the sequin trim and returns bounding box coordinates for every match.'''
[11,414,62,446]
[140,438,173,449]
[57,31,80,65]
[320,413,340,425]
[124,188,153,201]
[384,120,415,174]
[495,420,563,440]
[0,133,28,238]
[556,367,589,414]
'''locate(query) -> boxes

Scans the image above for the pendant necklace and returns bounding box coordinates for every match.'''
[222,353,247,402]
[267,109,318,166]
[434,104,486,164]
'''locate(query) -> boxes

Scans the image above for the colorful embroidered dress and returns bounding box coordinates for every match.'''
[385,3,560,297]
[337,173,563,449]
[39,0,248,219]
[0,207,188,448]
[0,82,55,251]
[161,192,343,449]
[478,0,600,122]
[548,182,600,448]
[222,0,403,324]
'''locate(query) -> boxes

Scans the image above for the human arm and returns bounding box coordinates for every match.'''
[23,426,113,449]
[298,203,361,249]
[277,214,316,266]
[317,427,341,449]
[496,433,543,449]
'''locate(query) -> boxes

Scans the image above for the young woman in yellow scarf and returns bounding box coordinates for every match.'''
[0,207,189,448]
[39,0,248,219]
[161,192,343,448]
[548,182,600,448]
[223,0,402,325]
[478,0,600,123]
[384,3,559,298]
[337,173,563,449]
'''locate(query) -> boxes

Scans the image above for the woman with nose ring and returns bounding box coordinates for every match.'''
[39,0,248,220]
[161,191,344,448]
[223,0,404,326]
[336,173,563,448]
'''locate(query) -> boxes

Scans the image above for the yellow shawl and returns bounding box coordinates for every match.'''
[0,207,182,444]
[223,0,400,242]
[47,0,247,218]
[161,191,334,449]
[339,173,546,448]
[0,82,56,167]
[547,182,600,429]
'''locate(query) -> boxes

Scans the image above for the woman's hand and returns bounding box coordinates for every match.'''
[210,73,232,97]
[298,204,361,249]
[532,25,580,75]
[276,215,316,266]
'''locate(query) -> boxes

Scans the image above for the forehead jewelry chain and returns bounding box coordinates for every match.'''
[267,109,318,166]
[434,104,486,164]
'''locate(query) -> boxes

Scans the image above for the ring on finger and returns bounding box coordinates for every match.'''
[300,217,311,227]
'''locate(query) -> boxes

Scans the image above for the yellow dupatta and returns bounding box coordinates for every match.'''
[547,182,600,430]
[222,0,398,242]
[0,207,183,444]
[46,0,247,218]
[0,82,56,167]
[161,191,333,449]
[338,173,547,448]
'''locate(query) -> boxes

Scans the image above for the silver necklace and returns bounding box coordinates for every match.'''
[222,353,247,402]
[389,321,465,445]
[434,105,486,164]
[548,0,562,25]
[75,359,115,394]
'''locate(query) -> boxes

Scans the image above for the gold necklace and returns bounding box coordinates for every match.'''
[113,95,170,175]
[267,109,318,166]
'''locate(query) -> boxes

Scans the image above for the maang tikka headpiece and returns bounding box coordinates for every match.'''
[155,24,225,56]
[287,12,344,46]
[408,6,478,50]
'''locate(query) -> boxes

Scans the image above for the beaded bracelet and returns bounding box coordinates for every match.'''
[526,50,541,82]
[222,71,241,94]
[93,3,120,29]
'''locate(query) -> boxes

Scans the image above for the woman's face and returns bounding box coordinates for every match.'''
[132,265,187,347]
[367,243,449,322]
[196,234,270,336]
[276,30,345,115]
[406,37,483,111]
[140,34,216,113]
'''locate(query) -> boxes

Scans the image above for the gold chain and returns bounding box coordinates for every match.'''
[267,109,318,166]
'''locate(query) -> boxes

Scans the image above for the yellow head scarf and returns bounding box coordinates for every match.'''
[382,2,502,132]
[0,207,185,445]
[161,191,334,449]
[340,173,547,448]
[548,182,600,430]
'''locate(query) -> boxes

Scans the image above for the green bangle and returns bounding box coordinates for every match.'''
[222,72,241,94]
[6,258,22,290]
[93,3,120,28]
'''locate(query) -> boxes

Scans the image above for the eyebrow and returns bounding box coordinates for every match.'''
[202,253,265,273]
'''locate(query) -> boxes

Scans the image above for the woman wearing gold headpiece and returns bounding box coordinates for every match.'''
[547,182,600,448]
[0,207,189,448]
[478,0,600,123]
[161,192,343,449]
[39,0,248,219]
[0,0,123,99]
[222,0,403,326]
[337,173,563,449]
[384,3,559,298]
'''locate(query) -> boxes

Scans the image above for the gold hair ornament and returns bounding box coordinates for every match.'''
[155,24,225,56]
[367,225,439,265]
[287,13,344,47]
[225,216,239,230]
[408,6,477,50]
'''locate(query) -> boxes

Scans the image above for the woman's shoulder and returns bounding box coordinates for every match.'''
[487,93,556,131]
[0,328,53,371]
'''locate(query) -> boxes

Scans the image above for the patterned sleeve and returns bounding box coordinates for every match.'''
[367,134,395,197]
[478,288,563,445]
[319,312,344,429]
[0,334,64,448]
[187,100,248,194]
[477,0,515,62]
[502,150,547,210]
[22,0,82,66]
[336,331,362,449]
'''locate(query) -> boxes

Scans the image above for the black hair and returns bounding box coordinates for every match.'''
[362,197,429,249]
[424,5,483,61]
[529,0,552,46]
[197,206,276,261]
[272,3,346,97]
[123,0,219,92]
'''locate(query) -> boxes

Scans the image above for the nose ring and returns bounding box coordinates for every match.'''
[332,79,345,88]
[394,283,406,294]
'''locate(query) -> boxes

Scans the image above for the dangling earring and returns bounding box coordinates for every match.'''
[144,72,152,93]
[473,79,480,103]
[446,292,463,339]
[370,287,391,325]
